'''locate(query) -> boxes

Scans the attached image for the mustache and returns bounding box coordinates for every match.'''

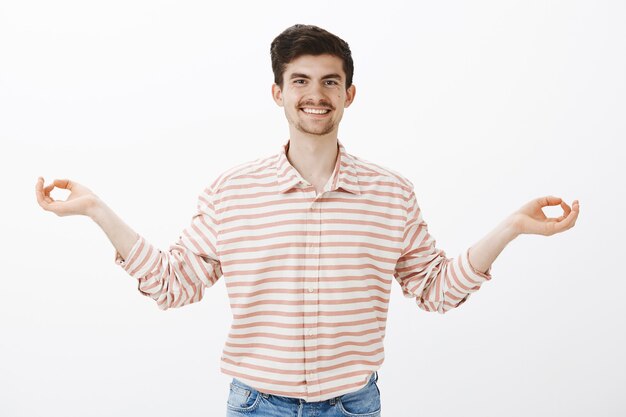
[298,101,334,110]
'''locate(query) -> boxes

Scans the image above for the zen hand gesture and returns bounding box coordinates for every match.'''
[513,196,580,236]
[35,177,100,217]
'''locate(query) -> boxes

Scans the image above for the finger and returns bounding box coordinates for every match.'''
[538,195,562,207]
[35,177,45,204]
[40,179,55,202]
[53,179,73,190]
[565,200,580,217]
[555,201,571,221]
[571,201,580,227]
[40,178,56,200]
[43,183,55,197]
[554,202,579,232]
[36,177,47,200]
[552,199,580,222]
[567,202,580,222]
[36,177,53,207]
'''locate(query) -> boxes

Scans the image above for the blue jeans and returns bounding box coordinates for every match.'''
[226,372,381,417]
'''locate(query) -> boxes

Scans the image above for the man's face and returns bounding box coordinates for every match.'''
[272,54,356,138]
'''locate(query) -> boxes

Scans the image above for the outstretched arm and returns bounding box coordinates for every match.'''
[468,196,580,274]
[35,177,139,259]
[36,176,223,310]
[393,192,580,314]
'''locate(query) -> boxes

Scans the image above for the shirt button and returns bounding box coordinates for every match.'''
[308,329,314,336]
[308,287,314,293]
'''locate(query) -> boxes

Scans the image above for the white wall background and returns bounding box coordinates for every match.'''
[1,0,624,416]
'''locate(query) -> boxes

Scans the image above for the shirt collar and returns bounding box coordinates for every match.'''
[275,139,361,195]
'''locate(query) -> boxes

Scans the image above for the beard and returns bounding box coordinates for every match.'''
[295,117,337,136]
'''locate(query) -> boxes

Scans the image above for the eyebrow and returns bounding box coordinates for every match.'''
[289,72,343,81]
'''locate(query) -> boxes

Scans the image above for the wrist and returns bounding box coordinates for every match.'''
[504,214,522,241]
[86,196,107,222]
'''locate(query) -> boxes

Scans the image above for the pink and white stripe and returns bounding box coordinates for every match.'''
[115,139,492,401]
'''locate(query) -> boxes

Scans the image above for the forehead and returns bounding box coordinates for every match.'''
[284,54,345,78]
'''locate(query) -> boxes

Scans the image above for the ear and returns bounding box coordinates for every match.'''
[271,83,283,107]
[344,84,356,108]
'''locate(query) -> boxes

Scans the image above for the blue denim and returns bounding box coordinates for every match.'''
[226,372,381,417]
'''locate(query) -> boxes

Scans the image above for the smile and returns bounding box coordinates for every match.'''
[300,107,331,116]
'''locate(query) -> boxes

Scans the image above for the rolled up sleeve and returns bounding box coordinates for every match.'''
[393,189,492,314]
[114,186,222,310]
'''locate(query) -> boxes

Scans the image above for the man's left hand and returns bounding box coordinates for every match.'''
[512,196,580,236]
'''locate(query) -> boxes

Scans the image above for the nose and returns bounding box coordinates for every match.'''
[304,81,328,102]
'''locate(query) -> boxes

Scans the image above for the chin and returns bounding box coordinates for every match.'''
[298,126,336,136]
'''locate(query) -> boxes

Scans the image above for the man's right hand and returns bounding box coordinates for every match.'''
[35,177,100,217]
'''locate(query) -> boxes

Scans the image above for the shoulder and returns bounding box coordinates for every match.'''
[203,150,280,196]
[195,152,277,210]
[348,152,415,195]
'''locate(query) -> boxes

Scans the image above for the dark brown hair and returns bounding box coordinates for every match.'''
[270,24,354,90]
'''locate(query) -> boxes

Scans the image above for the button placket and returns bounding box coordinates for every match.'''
[303,198,321,393]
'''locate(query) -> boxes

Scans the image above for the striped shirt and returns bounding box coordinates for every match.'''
[114,139,493,402]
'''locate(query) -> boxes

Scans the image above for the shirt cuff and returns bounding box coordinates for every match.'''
[465,247,492,282]
[114,235,159,278]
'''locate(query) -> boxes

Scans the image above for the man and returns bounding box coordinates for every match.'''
[35,24,579,416]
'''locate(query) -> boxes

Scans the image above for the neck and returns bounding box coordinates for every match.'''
[286,134,339,188]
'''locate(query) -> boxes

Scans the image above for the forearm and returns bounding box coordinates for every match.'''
[88,197,139,261]
[468,214,519,274]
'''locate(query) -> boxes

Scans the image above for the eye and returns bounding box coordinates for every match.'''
[325,80,339,86]
[293,79,306,84]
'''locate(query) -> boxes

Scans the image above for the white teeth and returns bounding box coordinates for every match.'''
[301,108,330,114]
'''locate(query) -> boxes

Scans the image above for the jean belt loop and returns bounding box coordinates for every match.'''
[374,371,378,382]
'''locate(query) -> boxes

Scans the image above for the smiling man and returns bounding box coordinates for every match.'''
[276,54,353,139]
[270,37,356,197]
[36,24,580,417]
